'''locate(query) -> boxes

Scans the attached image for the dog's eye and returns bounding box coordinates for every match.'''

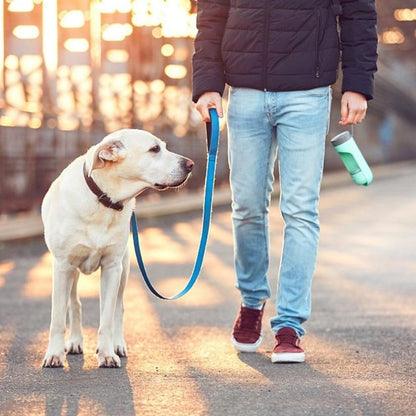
[149,145,160,153]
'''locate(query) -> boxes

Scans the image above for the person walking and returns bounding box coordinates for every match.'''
[192,0,378,363]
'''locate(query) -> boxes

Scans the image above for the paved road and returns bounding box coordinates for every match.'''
[1,163,415,416]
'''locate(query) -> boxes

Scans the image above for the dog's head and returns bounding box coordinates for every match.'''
[86,129,194,197]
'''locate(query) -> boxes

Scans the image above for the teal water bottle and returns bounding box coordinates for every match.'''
[331,131,373,186]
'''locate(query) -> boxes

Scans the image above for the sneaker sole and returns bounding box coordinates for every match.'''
[231,335,263,353]
[271,352,305,363]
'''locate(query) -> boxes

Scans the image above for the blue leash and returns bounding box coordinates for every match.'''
[131,109,220,300]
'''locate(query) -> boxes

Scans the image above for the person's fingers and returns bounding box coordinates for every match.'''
[215,98,224,118]
[195,100,209,121]
[339,92,367,125]
[195,92,223,122]
[339,95,349,125]
[354,109,366,124]
[351,104,367,124]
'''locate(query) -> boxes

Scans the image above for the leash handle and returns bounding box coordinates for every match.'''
[206,108,219,155]
[131,108,220,300]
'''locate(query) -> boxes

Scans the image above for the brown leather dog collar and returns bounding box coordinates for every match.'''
[83,162,124,211]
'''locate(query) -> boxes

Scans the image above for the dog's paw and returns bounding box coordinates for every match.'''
[66,338,84,355]
[114,340,127,357]
[43,352,65,368]
[97,349,121,368]
[97,348,121,368]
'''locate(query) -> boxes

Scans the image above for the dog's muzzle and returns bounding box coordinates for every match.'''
[155,158,194,189]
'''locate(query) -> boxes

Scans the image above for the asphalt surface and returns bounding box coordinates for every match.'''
[0,162,415,416]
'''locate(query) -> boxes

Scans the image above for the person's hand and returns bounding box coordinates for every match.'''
[339,91,368,126]
[195,91,223,122]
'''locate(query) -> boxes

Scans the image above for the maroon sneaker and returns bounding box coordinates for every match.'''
[271,327,305,363]
[231,304,264,352]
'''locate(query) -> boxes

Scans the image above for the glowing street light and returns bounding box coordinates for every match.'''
[64,38,89,53]
[59,10,85,28]
[102,24,133,42]
[106,49,129,63]
[13,25,40,39]
[394,8,416,22]
[164,64,187,79]
[381,27,405,44]
[8,0,34,12]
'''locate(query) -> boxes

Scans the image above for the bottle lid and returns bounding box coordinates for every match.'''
[331,131,351,147]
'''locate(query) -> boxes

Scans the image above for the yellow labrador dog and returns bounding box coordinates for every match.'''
[42,129,193,368]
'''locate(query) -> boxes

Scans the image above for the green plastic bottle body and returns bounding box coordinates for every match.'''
[331,131,373,186]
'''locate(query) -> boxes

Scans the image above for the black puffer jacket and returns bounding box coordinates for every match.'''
[192,0,378,102]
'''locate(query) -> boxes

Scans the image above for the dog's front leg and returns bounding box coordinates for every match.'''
[66,272,83,354]
[97,261,123,368]
[43,261,77,367]
[113,250,129,357]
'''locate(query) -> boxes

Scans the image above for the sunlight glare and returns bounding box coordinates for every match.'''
[394,8,416,22]
[0,331,14,375]
[133,79,148,94]
[102,23,133,42]
[160,0,194,38]
[64,38,89,53]
[0,0,3,91]
[20,54,42,73]
[131,0,196,38]
[8,0,34,12]
[204,222,232,246]
[150,79,165,93]
[12,25,39,39]
[382,27,405,44]
[306,334,404,395]
[177,327,274,381]
[106,49,129,63]
[156,278,222,306]
[0,261,14,289]
[131,0,162,27]
[29,327,103,371]
[43,0,57,75]
[151,27,162,38]
[59,10,85,28]
[173,45,189,61]
[77,272,101,298]
[22,251,102,299]
[22,252,52,299]
[4,55,19,70]
[100,0,131,14]
[164,64,187,79]
[127,228,191,265]
[161,43,174,57]
[123,277,208,414]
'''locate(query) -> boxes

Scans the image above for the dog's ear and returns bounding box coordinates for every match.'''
[90,140,126,172]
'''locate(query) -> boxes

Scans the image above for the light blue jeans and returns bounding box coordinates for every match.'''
[227,86,331,337]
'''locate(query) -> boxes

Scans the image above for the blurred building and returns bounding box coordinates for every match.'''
[0,0,415,214]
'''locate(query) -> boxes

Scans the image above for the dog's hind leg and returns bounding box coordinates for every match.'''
[113,250,129,357]
[66,271,83,354]
[43,261,77,367]
[96,260,123,368]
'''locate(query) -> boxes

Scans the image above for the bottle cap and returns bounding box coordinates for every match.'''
[331,131,351,147]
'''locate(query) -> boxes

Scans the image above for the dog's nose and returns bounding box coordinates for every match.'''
[183,158,194,173]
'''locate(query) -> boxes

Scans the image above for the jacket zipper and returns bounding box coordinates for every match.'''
[315,8,322,78]
[263,1,271,90]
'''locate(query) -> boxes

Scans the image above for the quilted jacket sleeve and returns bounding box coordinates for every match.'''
[339,0,378,100]
[192,0,230,102]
